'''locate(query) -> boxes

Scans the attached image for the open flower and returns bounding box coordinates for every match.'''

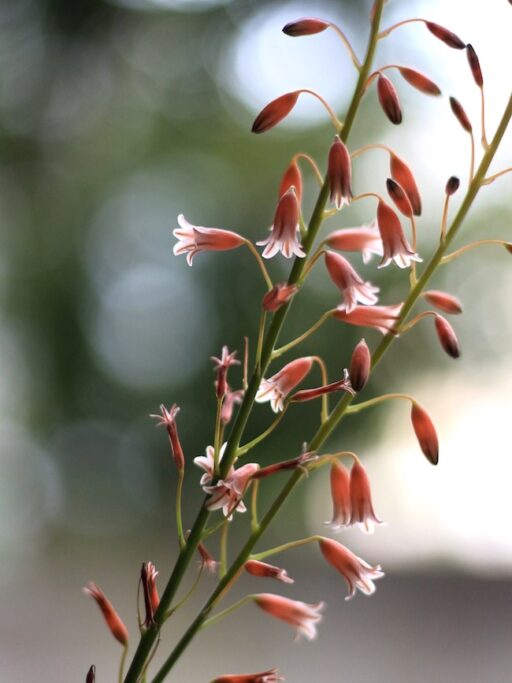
[245,560,294,584]
[377,200,421,269]
[327,136,352,209]
[327,461,351,529]
[211,669,284,683]
[150,403,185,470]
[326,222,383,264]
[173,214,245,265]
[333,304,402,335]
[258,188,305,259]
[349,461,383,533]
[319,538,384,600]
[253,593,324,640]
[194,443,229,486]
[256,357,313,412]
[211,346,240,399]
[203,462,260,519]
[324,251,379,312]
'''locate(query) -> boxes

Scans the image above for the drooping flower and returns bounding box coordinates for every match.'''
[434,314,461,358]
[279,159,303,203]
[389,153,422,216]
[258,188,305,259]
[349,461,383,533]
[140,562,159,627]
[83,583,129,646]
[197,541,219,574]
[324,251,379,312]
[327,136,352,209]
[376,200,421,269]
[203,462,260,519]
[262,284,298,312]
[423,290,463,314]
[282,17,329,37]
[377,74,402,125]
[245,560,294,584]
[173,214,245,266]
[256,357,313,412]
[291,372,354,403]
[211,346,240,399]
[411,402,439,465]
[333,304,402,335]
[253,594,325,640]
[211,668,284,683]
[221,389,244,425]
[319,538,384,600]
[325,222,383,264]
[386,178,413,218]
[150,404,185,471]
[327,461,351,529]
[252,92,300,134]
[349,339,371,392]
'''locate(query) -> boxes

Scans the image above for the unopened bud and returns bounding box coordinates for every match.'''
[425,21,465,49]
[252,92,300,134]
[349,339,371,392]
[386,178,413,218]
[245,559,294,584]
[411,402,439,465]
[434,314,461,358]
[466,44,483,87]
[449,96,472,133]
[279,159,303,203]
[282,17,329,36]
[390,154,422,216]
[506,243,512,254]
[83,582,129,646]
[377,74,402,125]
[445,176,460,196]
[423,290,463,314]
[398,67,441,96]
[86,665,96,683]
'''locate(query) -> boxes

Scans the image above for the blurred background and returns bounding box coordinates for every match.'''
[1,0,511,680]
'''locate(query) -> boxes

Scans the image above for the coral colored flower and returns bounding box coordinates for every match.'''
[411,402,439,465]
[211,346,240,399]
[173,214,244,266]
[279,160,303,203]
[211,669,284,683]
[389,154,422,216]
[282,17,329,36]
[425,21,465,50]
[262,284,298,312]
[221,389,244,425]
[349,338,371,392]
[349,461,383,533]
[140,562,159,627]
[333,304,402,335]
[252,92,300,134]
[197,541,219,574]
[377,74,402,125]
[150,404,185,470]
[423,290,463,314]
[194,443,229,486]
[83,582,129,646]
[258,188,305,259]
[398,67,441,96]
[256,357,313,412]
[326,223,383,264]
[253,594,324,640]
[327,136,352,209]
[386,178,413,218]
[291,373,354,403]
[376,200,421,269]
[327,461,351,529]
[203,462,260,519]
[245,560,294,584]
[434,314,461,358]
[324,251,379,312]
[319,538,384,600]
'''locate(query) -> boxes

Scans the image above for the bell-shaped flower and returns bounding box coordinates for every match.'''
[326,222,383,264]
[324,251,379,312]
[327,461,351,529]
[319,538,384,600]
[194,443,229,486]
[376,200,421,269]
[203,462,260,519]
[245,559,294,584]
[173,214,245,266]
[262,284,298,312]
[389,154,422,216]
[349,461,383,533]
[253,593,324,641]
[327,136,352,209]
[279,159,303,203]
[256,357,313,412]
[333,303,402,335]
[258,188,305,259]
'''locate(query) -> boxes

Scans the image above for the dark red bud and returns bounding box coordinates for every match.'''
[398,67,441,96]
[445,176,460,195]
[466,44,483,87]
[252,91,300,134]
[282,18,329,37]
[386,178,413,218]
[349,339,371,392]
[434,314,461,358]
[449,97,472,133]
[423,290,463,314]
[425,21,466,49]
[411,402,439,465]
[505,243,512,254]
[377,74,402,125]
[86,666,96,683]
[390,154,422,216]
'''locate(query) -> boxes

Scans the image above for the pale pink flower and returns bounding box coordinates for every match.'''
[319,538,384,600]
[377,200,421,269]
[245,560,294,584]
[262,284,298,312]
[211,669,284,683]
[349,461,383,533]
[256,357,313,412]
[173,214,244,265]
[150,403,185,471]
[197,541,219,574]
[333,304,402,335]
[211,345,240,399]
[327,461,351,530]
[221,389,244,425]
[327,135,352,209]
[324,251,379,313]
[326,222,383,264]
[203,462,260,519]
[253,593,324,641]
[194,443,229,486]
[258,188,305,259]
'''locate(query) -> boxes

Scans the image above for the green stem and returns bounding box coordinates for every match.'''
[219,520,229,578]
[442,239,510,263]
[251,480,260,532]
[251,535,321,562]
[272,310,335,359]
[119,646,128,683]
[176,469,185,550]
[346,392,414,415]
[237,406,288,457]
[244,239,273,290]
[201,595,255,631]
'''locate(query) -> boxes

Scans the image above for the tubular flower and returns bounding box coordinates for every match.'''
[220,389,244,425]
[194,443,229,486]
[245,560,294,584]
[326,222,383,264]
[423,290,463,314]
[434,314,461,358]
[256,357,313,412]
[291,372,354,403]
[258,188,305,259]
[386,178,413,218]
[333,304,403,335]
[252,92,300,134]
[253,594,324,641]
[349,461,383,533]
[324,251,379,312]
[262,284,298,312]
[376,200,421,269]
[203,462,260,519]
[377,74,402,125]
[150,403,185,470]
[349,339,371,392]
[197,541,219,574]
[389,153,422,216]
[319,538,384,600]
[83,582,129,646]
[327,136,352,209]
[173,214,245,266]
[141,562,159,627]
[279,159,303,203]
[211,346,240,399]
[327,461,351,529]
[411,402,439,465]
[211,668,284,683]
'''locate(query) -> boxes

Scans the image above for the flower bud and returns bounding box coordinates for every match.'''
[449,97,472,133]
[83,582,129,646]
[252,92,300,134]
[466,44,483,87]
[423,290,463,314]
[434,314,461,358]
[245,559,294,584]
[386,178,413,218]
[445,176,460,196]
[425,21,465,49]
[377,74,402,125]
[390,154,422,216]
[282,17,329,36]
[411,402,439,465]
[279,160,302,203]
[506,243,512,254]
[398,67,441,96]
[86,665,96,683]
[349,339,371,392]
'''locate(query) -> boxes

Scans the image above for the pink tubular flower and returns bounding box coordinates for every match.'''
[423,290,463,315]
[319,538,384,600]
[386,178,413,218]
[349,461,383,533]
[398,67,441,96]
[173,214,245,266]
[256,357,313,412]
[333,304,403,335]
[203,462,260,519]
[258,188,305,259]
[221,389,244,425]
[326,222,383,264]
[252,92,300,134]
[83,583,129,646]
[211,668,284,683]
[140,562,159,627]
[327,461,351,529]
[211,346,240,399]
[327,136,352,209]
[279,160,303,203]
[376,200,421,269]
[150,403,185,470]
[425,21,465,50]
[262,284,298,312]
[291,373,354,403]
[390,154,422,216]
[197,541,219,574]
[324,251,379,312]
[253,594,324,640]
[245,560,294,584]
[411,402,439,465]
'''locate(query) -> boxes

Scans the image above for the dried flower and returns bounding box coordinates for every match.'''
[256,357,313,412]
[326,223,383,264]
[150,404,185,471]
[466,44,483,87]
[282,18,329,37]
[333,304,403,335]
[449,97,472,133]
[376,200,421,269]
[349,339,371,392]
[211,668,284,683]
[327,461,351,529]
[349,461,383,533]
[425,21,465,49]
[434,314,461,358]
[253,594,324,640]
[86,665,96,683]
[319,538,384,600]
[390,154,422,216]
[324,251,379,312]
[173,214,245,266]
[327,136,352,209]
[279,159,303,203]
[377,74,402,124]
[423,290,463,314]
[258,188,305,259]
[411,402,439,465]
[211,346,240,400]
[245,560,294,584]
[83,582,129,646]
[445,176,460,196]
[398,67,441,96]
[262,284,298,312]
[252,92,301,134]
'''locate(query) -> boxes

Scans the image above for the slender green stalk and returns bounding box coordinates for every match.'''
[175,470,186,550]
[272,310,335,358]
[237,407,288,457]
[251,535,322,561]
[346,392,414,415]
[201,595,254,631]
[219,520,229,578]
